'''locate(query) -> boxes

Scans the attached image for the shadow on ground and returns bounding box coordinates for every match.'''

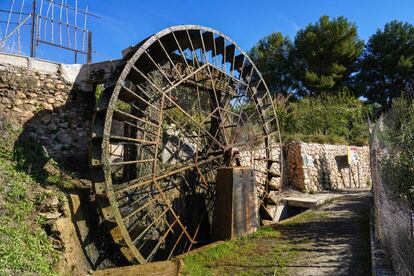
[273,193,372,275]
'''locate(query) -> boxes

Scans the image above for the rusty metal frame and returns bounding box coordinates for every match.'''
[90,25,284,264]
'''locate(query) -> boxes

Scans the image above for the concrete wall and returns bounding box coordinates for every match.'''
[286,142,370,192]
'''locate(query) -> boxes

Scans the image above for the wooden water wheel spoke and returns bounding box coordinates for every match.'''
[90,25,283,264]
[112,153,224,194]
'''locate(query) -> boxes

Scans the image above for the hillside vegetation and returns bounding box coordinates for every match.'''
[380,97,414,208]
[274,92,371,145]
[0,119,62,275]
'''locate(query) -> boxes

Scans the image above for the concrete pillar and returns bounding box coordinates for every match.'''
[212,167,259,240]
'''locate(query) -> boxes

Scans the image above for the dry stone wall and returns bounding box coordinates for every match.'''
[0,62,94,166]
[239,143,286,196]
[286,142,370,192]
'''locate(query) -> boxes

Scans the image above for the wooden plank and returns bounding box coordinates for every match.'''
[93,260,179,276]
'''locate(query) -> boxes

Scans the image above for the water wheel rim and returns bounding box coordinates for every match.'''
[91,24,283,264]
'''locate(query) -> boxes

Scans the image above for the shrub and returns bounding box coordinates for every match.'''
[380,97,414,208]
[275,91,370,145]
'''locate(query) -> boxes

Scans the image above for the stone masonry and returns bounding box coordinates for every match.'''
[286,142,370,192]
[239,143,285,196]
[0,61,94,165]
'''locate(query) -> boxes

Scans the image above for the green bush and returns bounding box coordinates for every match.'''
[380,97,414,208]
[275,91,370,145]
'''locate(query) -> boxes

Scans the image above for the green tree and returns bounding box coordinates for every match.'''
[249,32,293,95]
[358,21,414,109]
[292,16,364,96]
[279,92,370,145]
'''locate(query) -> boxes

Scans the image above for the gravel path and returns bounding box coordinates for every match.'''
[282,192,372,275]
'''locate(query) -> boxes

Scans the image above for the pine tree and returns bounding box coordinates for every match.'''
[249,32,293,95]
[292,16,364,96]
[358,21,414,109]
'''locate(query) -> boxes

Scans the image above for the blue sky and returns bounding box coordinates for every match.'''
[1,0,414,63]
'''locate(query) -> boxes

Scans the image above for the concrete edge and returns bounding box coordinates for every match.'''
[310,193,347,209]
[93,259,180,276]
[274,194,349,226]
[0,52,82,83]
[0,52,123,92]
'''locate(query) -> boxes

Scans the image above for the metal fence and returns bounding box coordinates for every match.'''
[370,116,414,275]
[0,0,98,63]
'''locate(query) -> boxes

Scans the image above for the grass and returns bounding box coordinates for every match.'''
[0,158,59,275]
[180,226,300,275]
[279,210,329,226]
[180,198,373,275]
[13,135,76,191]
[0,118,62,275]
[180,209,332,276]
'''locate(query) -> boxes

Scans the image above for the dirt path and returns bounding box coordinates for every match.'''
[282,192,371,275]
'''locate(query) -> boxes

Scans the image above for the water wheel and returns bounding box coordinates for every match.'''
[89,25,283,264]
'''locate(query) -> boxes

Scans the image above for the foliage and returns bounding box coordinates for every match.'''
[96,84,131,112]
[0,116,62,275]
[274,92,370,145]
[0,120,20,160]
[358,21,414,110]
[291,16,364,96]
[249,17,414,119]
[380,97,414,208]
[0,156,59,275]
[95,84,104,100]
[248,16,370,147]
[249,32,294,95]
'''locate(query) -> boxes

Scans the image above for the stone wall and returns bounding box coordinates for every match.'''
[0,62,94,166]
[286,142,370,192]
[239,143,286,196]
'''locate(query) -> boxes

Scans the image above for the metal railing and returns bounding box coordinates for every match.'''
[0,0,99,64]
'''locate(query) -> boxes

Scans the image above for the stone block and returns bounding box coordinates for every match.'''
[43,102,53,111]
